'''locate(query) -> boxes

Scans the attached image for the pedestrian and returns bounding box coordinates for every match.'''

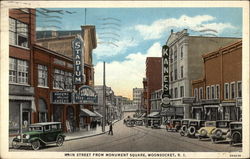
[108,122,113,135]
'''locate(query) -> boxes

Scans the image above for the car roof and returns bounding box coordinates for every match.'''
[30,122,61,126]
[230,122,242,124]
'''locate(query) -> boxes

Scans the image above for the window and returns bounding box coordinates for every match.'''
[174,87,178,98]
[170,71,173,81]
[194,88,198,99]
[224,83,229,99]
[174,47,177,61]
[9,57,28,84]
[170,50,173,63]
[180,86,184,97]
[206,86,210,99]
[237,81,242,97]
[180,66,184,78]
[230,82,235,99]
[170,88,173,98]
[9,18,28,48]
[211,85,215,99]
[180,46,184,59]
[38,64,48,87]
[53,69,73,90]
[216,84,220,99]
[174,63,177,80]
[199,87,203,99]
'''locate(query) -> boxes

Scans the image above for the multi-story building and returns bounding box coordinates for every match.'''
[132,88,143,111]
[150,89,162,112]
[192,40,242,121]
[9,8,36,135]
[141,78,148,113]
[145,57,162,114]
[166,29,241,119]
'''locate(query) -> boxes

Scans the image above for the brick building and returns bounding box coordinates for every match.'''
[145,57,162,115]
[192,40,242,121]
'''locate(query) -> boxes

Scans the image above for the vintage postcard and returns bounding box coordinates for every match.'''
[0,0,249,159]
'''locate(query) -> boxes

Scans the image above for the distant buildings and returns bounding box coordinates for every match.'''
[133,88,143,111]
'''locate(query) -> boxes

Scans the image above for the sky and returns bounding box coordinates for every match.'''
[36,8,242,99]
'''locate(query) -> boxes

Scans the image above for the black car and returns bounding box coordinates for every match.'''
[227,122,242,146]
[12,122,65,150]
[186,120,205,138]
[179,119,192,136]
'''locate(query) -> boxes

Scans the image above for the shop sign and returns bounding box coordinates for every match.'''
[51,91,72,104]
[236,98,242,107]
[75,85,98,104]
[182,97,195,104]
[161,45,171,107]
[72,35,84,84]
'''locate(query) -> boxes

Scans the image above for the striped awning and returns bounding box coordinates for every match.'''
[80,109,98,117]
[94,111,103,118]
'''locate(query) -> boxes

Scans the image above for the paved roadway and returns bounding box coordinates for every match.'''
[11,119,242,152]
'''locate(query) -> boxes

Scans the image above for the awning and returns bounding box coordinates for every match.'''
[94,111,103,118]
[80,109,98,117]
[147,112,160,118]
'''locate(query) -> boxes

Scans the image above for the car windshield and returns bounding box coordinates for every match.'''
[51,124,61,130]
[190,122,198,126]
[182,121,188,125]
[217,121,228,128]
[230,124,242,129]
[29,126,43,132]
[205,122,216,127]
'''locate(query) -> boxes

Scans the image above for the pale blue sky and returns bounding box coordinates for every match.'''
[36,8,242,98]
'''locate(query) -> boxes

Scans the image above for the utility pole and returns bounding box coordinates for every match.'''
[20,103,23,142]
[102,62,106,132]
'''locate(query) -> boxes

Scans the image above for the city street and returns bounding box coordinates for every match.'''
[10,119,241,152]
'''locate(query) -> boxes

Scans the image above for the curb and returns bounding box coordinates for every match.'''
[65,119,120,141]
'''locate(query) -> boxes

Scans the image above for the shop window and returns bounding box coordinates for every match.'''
[216,84,220,99]
[224,83,229,100]
[9,57,28,84]
[206,86,210,99]
[199,87,203,99]
[230,82,236,99]
[211,85,215,99]
[237,81,242,97]
[38,64,48,87]
[9,18,28,48]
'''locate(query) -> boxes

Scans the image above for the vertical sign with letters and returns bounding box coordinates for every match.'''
[72,35,85,84]
[161,45,171,107]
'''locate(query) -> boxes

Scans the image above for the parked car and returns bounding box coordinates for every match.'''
[179,119,192,136]
[227,122,242,146]
[126,118,136,127]
[12,122,65,150]
[186,120,205,138]
[197,121,217,140]
[166,119,182,132]
[151,119,161,129]
[210,120,232,143]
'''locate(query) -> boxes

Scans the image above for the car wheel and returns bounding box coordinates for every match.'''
[56,136,64,147]
[31,140,40,150]
[12,140,20,149]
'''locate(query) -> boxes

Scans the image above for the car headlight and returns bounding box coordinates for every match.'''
[25,134,30,139]
[201,129,207,136]
[17,135,21,139]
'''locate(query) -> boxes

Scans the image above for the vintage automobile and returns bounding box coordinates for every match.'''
[166,119,182,132]
[135,118,144,126]
[126,118,136,127]
[210,120,232,143]
[151,119,161,129]
[12,122,65,150]
[197,121,217,140]
[186,120,205,138]
[227,122,242,146]
[179,119,192,136]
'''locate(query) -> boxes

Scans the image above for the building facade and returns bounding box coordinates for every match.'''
[192,40,242,121]
[145,57,162,114]
[166,29,241,119]
[132,88,143,111]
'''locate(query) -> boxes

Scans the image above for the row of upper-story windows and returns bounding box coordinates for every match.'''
[9,18,29,48]
[169,46,184,63]
[9,57,73,91]
[170,86,184,99]
[170,65,184,82]
[193,81,242,100]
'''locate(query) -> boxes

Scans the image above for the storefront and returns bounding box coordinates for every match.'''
[79,108,98,130]
[191,103,204,120]
[220,101,237,121]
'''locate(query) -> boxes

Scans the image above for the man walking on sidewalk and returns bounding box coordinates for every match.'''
[108,122,113,135]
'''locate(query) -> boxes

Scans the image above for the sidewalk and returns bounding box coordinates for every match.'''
[9,120,120,148]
